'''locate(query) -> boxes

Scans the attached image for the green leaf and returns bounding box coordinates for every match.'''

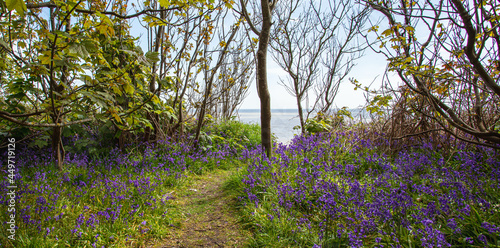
[152,95,161,104]
[381,28,393,37]
[29,137,49,148]
[159,76,176,89]
[0,39,10,52]
[158,0,171,8]
[145,51,160,63]
[123,83,134,95]
[82,39,98,53]
[6,0,27,16]
[112,112,122,123]
[39,54,51,65]
[68,43,90,58]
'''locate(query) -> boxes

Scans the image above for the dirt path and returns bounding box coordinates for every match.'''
[152,169,250,248]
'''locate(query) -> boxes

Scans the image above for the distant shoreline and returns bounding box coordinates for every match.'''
[238,109,299,113]
[237,108,368,115]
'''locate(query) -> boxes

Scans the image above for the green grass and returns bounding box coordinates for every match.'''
[231,132,500,247]
[0,129,254,248]
[203,119,261,148]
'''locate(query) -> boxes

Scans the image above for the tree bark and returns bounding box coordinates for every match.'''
[256,0,274,157]
[145,8,166,143]
[51,125,64,171]
[296,93,305,134]
[239,0,276,156]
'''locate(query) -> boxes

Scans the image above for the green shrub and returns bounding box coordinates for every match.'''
[203,119,261,148]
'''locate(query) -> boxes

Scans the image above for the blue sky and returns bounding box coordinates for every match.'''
[128,5,392,111]
[239,50,389,110]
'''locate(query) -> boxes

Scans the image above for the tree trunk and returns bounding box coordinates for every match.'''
[175,78,189,139]
[145,8,165,143]
[178,98,184,137]
[52,125,64,171]
[194,78,213,143]
[297,96,305,134]
[257,0,274,157]
[49,6,68,170]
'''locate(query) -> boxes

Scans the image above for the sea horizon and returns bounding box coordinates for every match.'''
[235,108,369,143]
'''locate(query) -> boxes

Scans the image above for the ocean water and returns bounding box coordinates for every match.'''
[237,109,301,143]
[236,109,369,143]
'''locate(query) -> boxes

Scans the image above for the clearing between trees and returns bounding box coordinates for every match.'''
[151,168,251,248]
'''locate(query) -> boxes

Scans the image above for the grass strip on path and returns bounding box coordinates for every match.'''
[151,167,251,248]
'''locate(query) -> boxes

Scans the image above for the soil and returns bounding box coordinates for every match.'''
[151,169,250,248]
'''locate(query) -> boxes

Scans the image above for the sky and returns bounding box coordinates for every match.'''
[240,50,389,110]
[128,2,393,111]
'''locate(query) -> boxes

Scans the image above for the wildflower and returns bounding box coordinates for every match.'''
[464,237,473,244]
[267,214,274,221]
[481,221,499,234]
[478,234,488,245]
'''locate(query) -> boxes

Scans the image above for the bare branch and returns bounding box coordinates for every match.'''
[238,0,261,36]
[26,2,182,20]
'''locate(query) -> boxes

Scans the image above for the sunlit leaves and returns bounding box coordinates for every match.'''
[223,0,234,9]
[5,0,27,16]
[159,0,171,8]
[123,83,135,95]
[366,95,392,115]
[145,51,160,63]
[0,0,166,135]
[368,25,379,33]
[157,0,216,9]
[111,111,122,123]
[159,76,176,90]
[0,0,236,143]
[381,28,394,37]
[38,53,52,65]
[68,42,91,59]
[96,12,115,37]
